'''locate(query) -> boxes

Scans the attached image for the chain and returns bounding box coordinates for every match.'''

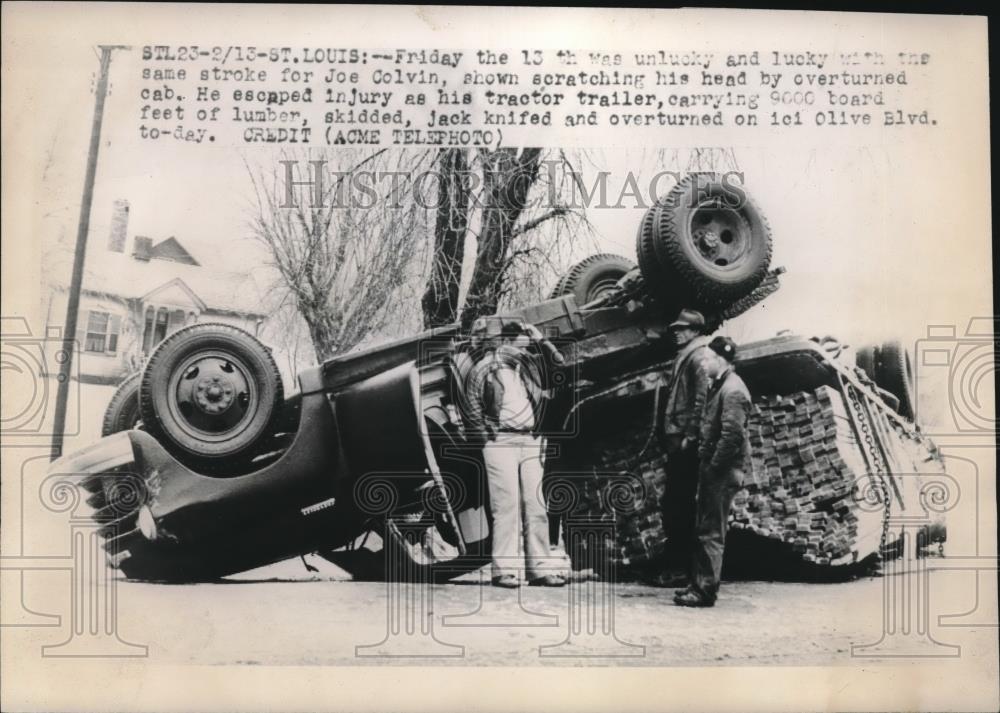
[846,383,892,561]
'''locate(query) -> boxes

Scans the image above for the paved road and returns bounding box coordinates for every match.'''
[88,565,992,667]
[7,391,994,672]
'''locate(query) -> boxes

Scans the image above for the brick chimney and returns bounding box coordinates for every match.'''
[108,199,129,252]
[133,236,153,261]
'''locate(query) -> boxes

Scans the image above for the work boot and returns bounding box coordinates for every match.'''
[674,590,713,607]
[528,574,566,587]
[492,575,520,588]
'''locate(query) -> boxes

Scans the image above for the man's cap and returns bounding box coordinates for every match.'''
[499,320,528,337]
[669,308,706,330]
[709,336,738,361]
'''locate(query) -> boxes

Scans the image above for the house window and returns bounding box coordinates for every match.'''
[84,311,121,354]
[153,308,169,347]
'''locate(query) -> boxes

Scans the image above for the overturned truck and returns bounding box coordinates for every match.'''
[52,176,944,582]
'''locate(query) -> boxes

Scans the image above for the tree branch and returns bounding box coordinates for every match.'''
[511,206,569,238]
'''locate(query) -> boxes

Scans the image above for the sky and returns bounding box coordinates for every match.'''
[38,52,990,352]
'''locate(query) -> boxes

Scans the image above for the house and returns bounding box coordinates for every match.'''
[45,200,270,385]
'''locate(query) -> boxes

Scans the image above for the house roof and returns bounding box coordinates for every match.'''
[49,247,272,318]
[138,236,200,265]
[142,277,208,311]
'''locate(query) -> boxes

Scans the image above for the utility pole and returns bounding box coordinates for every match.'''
[50,45,128,460]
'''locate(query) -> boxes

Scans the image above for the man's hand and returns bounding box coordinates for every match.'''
[525,322,565,365]
[523,323,544,341]
[662,433,684,456]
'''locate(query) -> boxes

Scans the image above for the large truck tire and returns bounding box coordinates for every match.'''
[648,176,772,307]
[101,372,142,436]
[635,204,673,303]
[876,340,916,420]
[855,344,879,384]
[139,323,284,470]
[855,341,915,420]
[549,254,637,306]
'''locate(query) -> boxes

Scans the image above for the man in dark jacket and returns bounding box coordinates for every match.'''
[675,336,751,607]
[656,308,720,586]
[469,319,566,589]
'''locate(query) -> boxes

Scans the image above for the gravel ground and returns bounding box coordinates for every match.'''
[7,387,994,673]
[82,565,992,667]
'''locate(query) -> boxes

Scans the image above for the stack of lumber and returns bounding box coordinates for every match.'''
[730,385,869,564]
[559,378,943,572]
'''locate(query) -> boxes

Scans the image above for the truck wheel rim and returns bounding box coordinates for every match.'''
[586,277,622,302]
[166,349,258,442]
[689,199,753,275]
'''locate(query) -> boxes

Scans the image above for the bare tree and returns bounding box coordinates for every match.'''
[421,147,596,329]
[248,146,594,357]
[247,149,432,361]
[421,148,472,328]
[488,149,597,314]
[254,293,313,383]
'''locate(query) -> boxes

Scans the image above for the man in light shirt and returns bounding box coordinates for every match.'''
[474,320,565,589]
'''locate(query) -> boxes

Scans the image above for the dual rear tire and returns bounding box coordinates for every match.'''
[548,253,637,305]
[101,323,284,472]
[855,340,916,420]
[551,177,773,314]
[646,175,773,308]
[101,372,142,436]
